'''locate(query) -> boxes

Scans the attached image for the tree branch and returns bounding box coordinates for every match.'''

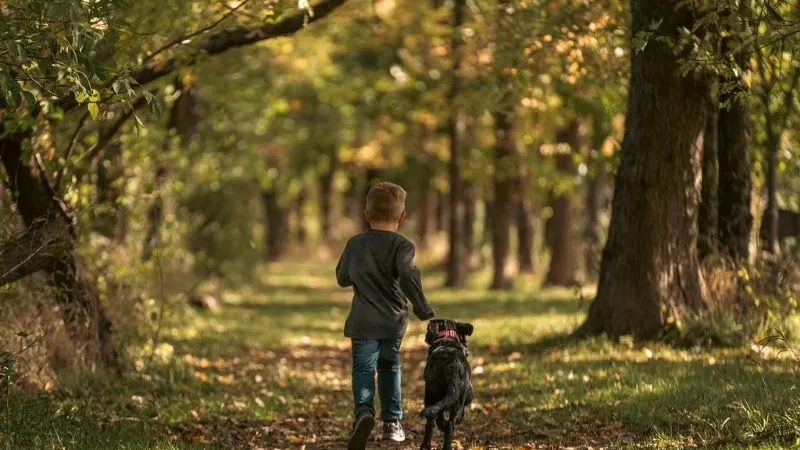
[58,0,348,113]
[76,93,150,165]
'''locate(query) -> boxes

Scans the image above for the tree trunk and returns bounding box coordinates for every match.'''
[263,189,288,261]
[1,133,118,367]
[318,145,338,239]
[584,168,603,276]
[417,179,435,248]
[717,67,753,263]
[545,122,583,286]
[436,191,448,232]
[295,188,307,244]
[698,95,719,260]
[444,0,467,288]
[761,127,780,254]
[576,0,709,339]
[483,199,493,249]
[463,182,476,262]
[417,127,435,247]
[490,105,515,290]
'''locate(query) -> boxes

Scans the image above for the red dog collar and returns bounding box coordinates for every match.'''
[437,330,460,341]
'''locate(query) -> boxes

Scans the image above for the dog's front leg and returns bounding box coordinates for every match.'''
[420,418,435,450]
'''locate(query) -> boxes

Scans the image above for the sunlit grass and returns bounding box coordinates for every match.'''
[2,258,799,449]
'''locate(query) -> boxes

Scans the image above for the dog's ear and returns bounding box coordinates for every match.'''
[456,322,473,337]
[425,320,441,345]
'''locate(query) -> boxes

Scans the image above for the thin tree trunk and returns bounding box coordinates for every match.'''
[417,127,435,247]
[263,189,288,261]
[717,63,753,263]
[295,188,307,244]
[760,119,780,253]
[490,103,515,290]
[584,120,608,276]
[545,121,583,287]
[576,0,709,339]
[698,94,719,260]
[463,182,476,262]
[445,0,467,288]
[483,199,493,250]
[418,179,435,248]
[318,145,338,239]
[436,191,448,232]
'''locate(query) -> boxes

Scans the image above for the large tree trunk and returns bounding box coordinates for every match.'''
[263,189,288,261]
[717,61,753,263]
[444,0,467,288]
[490,104,515,290]
[698,95,719,260]
[544,122,583,286]
[318,145,338,239]
[1,133,118,367]
[576,0,710,339]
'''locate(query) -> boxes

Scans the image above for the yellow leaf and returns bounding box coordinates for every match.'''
[88,103,99,120]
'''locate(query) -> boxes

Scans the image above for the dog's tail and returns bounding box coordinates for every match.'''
[420,382,460,420]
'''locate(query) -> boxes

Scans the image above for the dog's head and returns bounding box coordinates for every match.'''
[425,319,473,346]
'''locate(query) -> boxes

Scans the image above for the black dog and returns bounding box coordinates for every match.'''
[420,319,473,450]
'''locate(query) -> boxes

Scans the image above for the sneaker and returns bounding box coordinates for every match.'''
[381,420,406,442]
[348,414,375,450]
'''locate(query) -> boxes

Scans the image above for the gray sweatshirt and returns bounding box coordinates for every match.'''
[336,229,435,339]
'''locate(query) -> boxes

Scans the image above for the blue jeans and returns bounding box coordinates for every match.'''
[351,338,403,421]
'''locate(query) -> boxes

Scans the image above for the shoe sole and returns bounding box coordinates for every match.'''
[382,434,406,442]
[348,415,375,450]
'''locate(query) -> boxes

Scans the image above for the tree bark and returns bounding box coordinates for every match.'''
[545,122,583,286]
[263,189,288,261]
[444,0,467,288]
[463,182,476,262]
[1,133,118,367]
[490,105,515,290]
[717,65,753,263]
[318,145,338,239]
[761,127,780,254]
[436,191,448,232]
[698,95,719,260]
[295,188,307,244]
[576,0,710,339]
[417,178,435,248]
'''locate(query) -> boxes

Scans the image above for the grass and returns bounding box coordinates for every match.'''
[2,258,799,449]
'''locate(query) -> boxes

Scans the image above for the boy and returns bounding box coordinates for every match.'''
[335,182,435,450]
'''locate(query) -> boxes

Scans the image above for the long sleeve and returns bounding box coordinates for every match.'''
[396,241,435,320]
[335,244,352,287]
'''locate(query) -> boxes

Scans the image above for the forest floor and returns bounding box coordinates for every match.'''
[2,259,799,449]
